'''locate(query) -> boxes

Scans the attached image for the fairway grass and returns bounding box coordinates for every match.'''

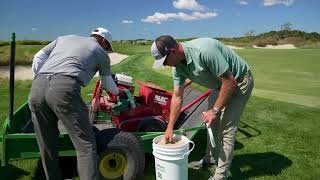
[153,48,320,108]
[253,88,320,108]
[1,45,319,179]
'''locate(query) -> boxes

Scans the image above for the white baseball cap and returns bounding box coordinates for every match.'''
[151,35,177,69]
[91,27,113,52]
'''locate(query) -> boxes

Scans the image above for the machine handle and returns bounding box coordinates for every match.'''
[206,124,216,148]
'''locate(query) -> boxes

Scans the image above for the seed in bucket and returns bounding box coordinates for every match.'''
[157,137,185,147]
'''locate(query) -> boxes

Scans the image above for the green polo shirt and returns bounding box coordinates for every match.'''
[173,38,250,89]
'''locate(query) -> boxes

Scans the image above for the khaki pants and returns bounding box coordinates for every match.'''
[205,72,254,180]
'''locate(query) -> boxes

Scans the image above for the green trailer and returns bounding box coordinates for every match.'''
[1,33,209,179]
[1,101,207,179]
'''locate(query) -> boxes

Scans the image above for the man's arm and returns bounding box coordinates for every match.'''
[32,40,57,78]
[32,50,49,77]
[164,85,185,142]
[214,70,237,110]
[100,75,119,95]
[202,70,237,126]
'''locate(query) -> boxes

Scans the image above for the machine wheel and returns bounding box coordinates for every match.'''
[95,129,145,180]
[137,118,166,132]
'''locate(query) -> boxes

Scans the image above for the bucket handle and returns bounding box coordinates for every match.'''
[184,141,195,158]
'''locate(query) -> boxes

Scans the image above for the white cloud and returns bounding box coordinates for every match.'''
[141,11,218,24]
[122,20,134,24]
[263,0,294,6]
[239,0,248,5]
[173,0,206,11]
[31,28,38,31]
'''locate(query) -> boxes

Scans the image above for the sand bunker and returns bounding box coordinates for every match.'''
[252,44,296,49]
[226,45,244,49]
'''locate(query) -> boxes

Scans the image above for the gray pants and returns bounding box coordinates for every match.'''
[28,74,98,180]
[205,72,254,180]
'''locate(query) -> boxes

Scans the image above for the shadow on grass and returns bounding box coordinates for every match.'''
[32,157,78,180]
[188,152,292,180]
[229,152,292,179]
[0,161,29,180]
[238,121,261,139]
[188,120,261,161]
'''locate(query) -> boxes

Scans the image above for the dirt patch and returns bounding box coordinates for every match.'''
[0,53,128,80]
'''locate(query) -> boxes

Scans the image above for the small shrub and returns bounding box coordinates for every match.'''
[253,37,278,47]
[278,37,306,45]
[0,41,9,47]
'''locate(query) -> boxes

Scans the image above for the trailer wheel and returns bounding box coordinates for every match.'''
[96,129,145,180]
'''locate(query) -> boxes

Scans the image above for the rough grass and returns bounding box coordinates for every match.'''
[298,42,320,49]
[0,45,44,66]
[1,44,320,179]
[0,42,149,66]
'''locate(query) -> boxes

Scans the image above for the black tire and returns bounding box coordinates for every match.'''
[95,129,145,180]
[137,118,166,132]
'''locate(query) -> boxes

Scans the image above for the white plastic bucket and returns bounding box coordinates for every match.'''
[152,135,195,180]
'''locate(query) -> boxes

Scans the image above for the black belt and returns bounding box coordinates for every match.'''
[37,74,81,84]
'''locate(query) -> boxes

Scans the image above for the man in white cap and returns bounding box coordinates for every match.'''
[150,35,254,180]
[29,27,120,180]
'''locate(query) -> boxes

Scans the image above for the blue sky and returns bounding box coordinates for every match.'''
[0,0,319,40]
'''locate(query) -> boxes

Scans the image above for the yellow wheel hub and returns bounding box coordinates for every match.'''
[99,152,127,179]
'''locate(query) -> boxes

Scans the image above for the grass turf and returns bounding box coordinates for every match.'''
[0,44,320,179]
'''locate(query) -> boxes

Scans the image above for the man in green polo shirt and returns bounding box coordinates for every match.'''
[150,35,254,180]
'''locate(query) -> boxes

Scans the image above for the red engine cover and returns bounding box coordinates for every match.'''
[137,81,172,120]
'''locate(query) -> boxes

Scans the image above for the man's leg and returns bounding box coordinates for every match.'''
[47,76,99,180]
[213,74,254,180]
[29,76,62,180]
[188,92,220,169]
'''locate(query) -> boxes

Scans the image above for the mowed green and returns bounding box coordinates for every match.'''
[154,48,320,108]
[237,49,320,108]
[0,44,320,179]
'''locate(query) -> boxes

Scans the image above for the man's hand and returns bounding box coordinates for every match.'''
[164,127,174,142]
[201,110,218,127]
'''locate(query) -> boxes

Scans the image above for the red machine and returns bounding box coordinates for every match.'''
[90,73,213,133]
[90,73,172,132]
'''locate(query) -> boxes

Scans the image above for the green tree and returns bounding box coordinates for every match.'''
[244,30,255,37]
[280,22,293,31]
